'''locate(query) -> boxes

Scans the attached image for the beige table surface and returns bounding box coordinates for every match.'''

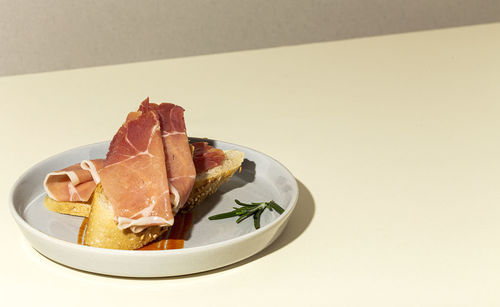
[1,23,499,306]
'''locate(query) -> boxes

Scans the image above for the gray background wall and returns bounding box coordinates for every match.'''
[1,0,499,76]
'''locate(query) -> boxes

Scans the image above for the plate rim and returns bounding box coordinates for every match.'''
[9,138,299,257]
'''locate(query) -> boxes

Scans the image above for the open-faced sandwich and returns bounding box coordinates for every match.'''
[43,98,244,250]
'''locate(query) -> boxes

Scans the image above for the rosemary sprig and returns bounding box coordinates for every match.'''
[208,199,285,229]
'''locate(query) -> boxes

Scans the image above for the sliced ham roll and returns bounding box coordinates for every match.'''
[192,142,225,173]
[43,159,104,202]
[99,110,173,233]
[139,98,196,212]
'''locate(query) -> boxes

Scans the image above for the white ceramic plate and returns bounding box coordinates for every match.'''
[9,138,298,277]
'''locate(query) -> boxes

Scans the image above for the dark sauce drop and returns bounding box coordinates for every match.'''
[77,213,193,250]
[77,217,88,245]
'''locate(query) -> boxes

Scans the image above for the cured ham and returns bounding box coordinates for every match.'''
[192,142,225,173]
[44,159,104,202]
[99,110,173,232]
[139,98,196,212]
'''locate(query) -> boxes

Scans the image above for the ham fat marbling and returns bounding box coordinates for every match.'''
[99,111,173,233]
[192,142,225,173]
[139,98,196,212]
[44,159,104,202]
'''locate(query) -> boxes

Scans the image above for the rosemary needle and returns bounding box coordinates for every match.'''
[253,207,264,229]
[208,199,285,229]
[268,200,285,214]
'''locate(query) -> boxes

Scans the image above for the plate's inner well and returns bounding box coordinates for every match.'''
[16,140,295,250]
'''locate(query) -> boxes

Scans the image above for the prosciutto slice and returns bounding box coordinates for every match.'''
[192,142,225,173]
[139,98,196,212]
[44,159,104,202]
[99,110,173,232]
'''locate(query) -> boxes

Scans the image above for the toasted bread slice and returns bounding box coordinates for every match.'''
[44,196,91,217]
[84,184,167,250]
[183,150,244,211]
[83,149,244,249]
